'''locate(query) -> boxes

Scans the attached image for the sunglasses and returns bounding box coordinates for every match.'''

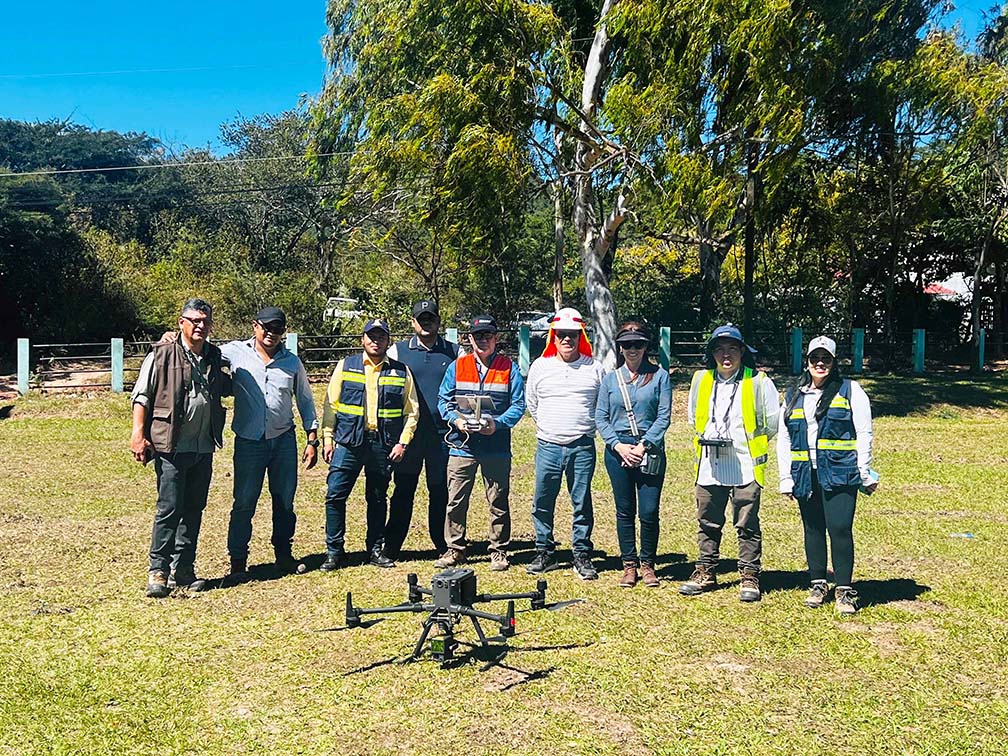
[554,330,580,341]
[256,321,285,335]
[471,332,497,341]
[620,341,648,350]
[808,353,834,365]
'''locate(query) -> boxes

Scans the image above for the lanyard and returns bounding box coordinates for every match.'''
[709,375,739,438]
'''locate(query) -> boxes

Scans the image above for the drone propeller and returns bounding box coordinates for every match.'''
[519,598,585,613]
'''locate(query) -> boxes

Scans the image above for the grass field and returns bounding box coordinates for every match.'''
[1,376,1007,755]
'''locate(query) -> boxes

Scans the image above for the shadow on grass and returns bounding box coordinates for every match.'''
[862,374,1008,417]
[855,577,930,608]
[0,404,13,420]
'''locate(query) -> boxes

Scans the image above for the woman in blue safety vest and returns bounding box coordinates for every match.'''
[777,336,877,615]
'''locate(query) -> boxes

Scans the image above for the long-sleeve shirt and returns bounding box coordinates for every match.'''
[526,354,608,445]
[321,353,420,446]
[438,354,526,457]
[776,380,874,493]
[687,368,780,487]
[595,364,672,451]
[219,339,317,441]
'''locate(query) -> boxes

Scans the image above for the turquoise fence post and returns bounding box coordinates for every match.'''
[852,328,864,374]
[912,328,925,374]
[17,338,29,395]
[111,338,124,392]
[790,327,803,375]
[977,328,986,372]
[659,327,671,370]
[519,325,530,376]
[286,332,298,356]
[446,327,458,345]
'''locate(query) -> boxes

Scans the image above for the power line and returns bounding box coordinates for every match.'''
[0,151,354,179]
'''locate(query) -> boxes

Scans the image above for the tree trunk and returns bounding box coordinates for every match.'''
[552,178,565,311]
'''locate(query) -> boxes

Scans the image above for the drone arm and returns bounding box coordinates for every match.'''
[454,605,507,624]
[476,591,537,602]
[355,602,435,617]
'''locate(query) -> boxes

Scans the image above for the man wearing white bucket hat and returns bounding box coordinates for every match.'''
[525,307,608,579]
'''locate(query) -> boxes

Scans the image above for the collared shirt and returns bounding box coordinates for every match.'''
[131,340,214,454]
[687,368,780,487]
[595,363,673,450]
[321,352,420,445]
[219,339,317,441]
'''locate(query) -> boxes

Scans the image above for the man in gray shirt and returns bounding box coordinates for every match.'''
[131,298,229,598]
[219,307,318,580]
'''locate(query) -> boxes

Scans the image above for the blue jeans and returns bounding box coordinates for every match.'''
[603,443,664,564]
[324,437,392,555]
[531,436,596,556]
[227,429,298,561]
[149,451,213,574]
[387,429,449,555]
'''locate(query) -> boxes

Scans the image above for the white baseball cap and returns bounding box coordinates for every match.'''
[807,336,837,357]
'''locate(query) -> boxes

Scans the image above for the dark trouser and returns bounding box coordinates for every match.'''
[324,436,392,556]
[386,429,449,555]
[798,469,857,586]
[532,436,596,556]
[227,429,298,562]
[603,444,664,564]
[445,453,511,554]
[694,481,762,572]
[149,451,213,574]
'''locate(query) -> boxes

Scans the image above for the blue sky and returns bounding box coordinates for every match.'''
[0,1,1001,154]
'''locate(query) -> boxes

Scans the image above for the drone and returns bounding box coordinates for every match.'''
[332,567,581,667]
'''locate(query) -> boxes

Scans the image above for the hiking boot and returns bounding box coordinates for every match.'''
[619,562,638,588]
[228,558,250,584]
[489,551,509,572]
[525,550,558,574]
[369,545,395,568]
[171,567,207,592]
[146,570,170,599]
[434,549,466,569]
[639,561,660,588]
[836,587,860,615]
[572,555,598,581]
[320,552,346,572]
[679,564,717,596]
[738,568,761,602]
[804,580,829,608]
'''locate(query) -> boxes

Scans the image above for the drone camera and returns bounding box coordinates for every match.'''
[431,567,477,608]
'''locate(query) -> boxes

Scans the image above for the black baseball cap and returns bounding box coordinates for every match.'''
[254,307,286,329]
[615,324,650,344]
[412,299,439,318]
[469,315,498,334]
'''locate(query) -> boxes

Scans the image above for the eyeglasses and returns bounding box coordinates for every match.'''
[554,330,580,341]
[256,321,285,335]
[471,332,497,341]
[620,341,648,350]
[180,315,211,328]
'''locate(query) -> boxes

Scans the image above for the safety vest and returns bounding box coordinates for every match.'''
[692,367,769,487]
[332,352,408,448]
[785,379,860,498]
[446,353,514,456]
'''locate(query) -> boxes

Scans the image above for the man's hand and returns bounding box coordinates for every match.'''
[615,442,643,468]
[862,481,878,494]
[454,417,469,432]
[302,443,318,470]
[130,432,153,464]
[388,443,407,462]
[477,417,497,436]
[159,331,177,344]
[322,441,334,465]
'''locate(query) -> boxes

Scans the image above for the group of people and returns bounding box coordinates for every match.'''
[131,298,877,615]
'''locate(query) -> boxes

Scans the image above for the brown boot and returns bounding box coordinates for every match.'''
[618,562,638,588]
[639,561,660,588]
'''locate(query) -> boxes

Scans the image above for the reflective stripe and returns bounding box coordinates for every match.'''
[817,438,856,450]
[791,450,810,461]
[693,368,767,487]
[378,375,406,387]
[337,403,364,416]
[377,408,403,418]
[790,408,805,419]
[341,372,366,384]
[830,396,850,409]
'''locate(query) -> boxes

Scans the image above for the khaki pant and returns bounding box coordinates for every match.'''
[694,481,762,572]
[445,454,511,554]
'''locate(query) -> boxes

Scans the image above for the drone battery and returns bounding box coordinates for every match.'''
[431,567,477,608]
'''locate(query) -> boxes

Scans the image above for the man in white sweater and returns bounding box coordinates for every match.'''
[525,308,608,579]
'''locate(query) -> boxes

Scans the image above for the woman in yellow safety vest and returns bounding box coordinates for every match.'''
[777,336,877,615]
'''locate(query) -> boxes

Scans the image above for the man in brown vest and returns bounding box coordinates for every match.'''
[130,298,229,598]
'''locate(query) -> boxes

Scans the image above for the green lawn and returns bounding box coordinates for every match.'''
[1,376,1006,755]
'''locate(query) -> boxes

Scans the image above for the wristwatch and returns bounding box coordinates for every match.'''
[307,438,320,448]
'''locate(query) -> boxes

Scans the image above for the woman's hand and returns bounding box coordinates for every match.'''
[615,442,643,467]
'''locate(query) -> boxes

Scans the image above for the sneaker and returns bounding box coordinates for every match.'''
[738,569,761,602]
[146,570,170,599]
[320,552,346,572]
[679,564,717,596]
[836,587,860,615]
[228,558,250,584]
[171,568,207,592]
[619,562,638,588]
[434,549,466,569]
[804,580,829,608]
[572,555,598,581]
[489,551,509,571]
[525,551,558,574]
[639,561,660,588]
